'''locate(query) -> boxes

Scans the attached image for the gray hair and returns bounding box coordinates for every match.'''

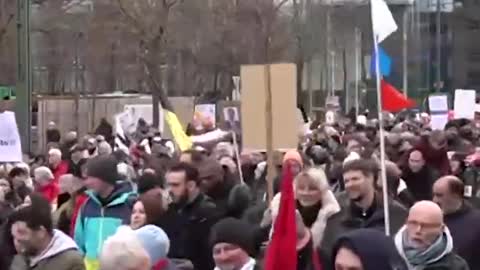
[100,226,151,270]
[98,141,112,156]
[34,166,54,182]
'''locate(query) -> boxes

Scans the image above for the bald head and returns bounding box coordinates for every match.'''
[433,176,464,214]
[409,201,444,224]
[406,201,444,249]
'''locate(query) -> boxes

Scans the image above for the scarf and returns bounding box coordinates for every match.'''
[395,226,453,268]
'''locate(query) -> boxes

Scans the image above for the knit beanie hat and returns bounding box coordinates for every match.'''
[86,155,119,185]
[283,150,303,167]
[135,225,170,264]
[210,218,255,256]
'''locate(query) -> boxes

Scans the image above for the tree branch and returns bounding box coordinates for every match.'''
[116,0,145,36]
[275,0,289,11]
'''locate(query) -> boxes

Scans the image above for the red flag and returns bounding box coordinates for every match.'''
[381,79,415,112]
[264,164,297,270]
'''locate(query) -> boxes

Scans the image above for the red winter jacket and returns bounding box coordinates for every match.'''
[37,182,59,204]
[52,161,69,184]
[70,192,88,237]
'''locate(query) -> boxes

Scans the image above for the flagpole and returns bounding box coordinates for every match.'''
[373,35,391,236]
[354,27,360,118]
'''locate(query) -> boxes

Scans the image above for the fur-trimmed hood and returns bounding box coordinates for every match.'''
[269,188,341,247]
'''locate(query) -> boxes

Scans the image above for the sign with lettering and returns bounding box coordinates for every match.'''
[0,111,22,162]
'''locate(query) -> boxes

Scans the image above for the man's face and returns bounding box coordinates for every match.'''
[433,181,457,213]
[406,209,443,249]
[334,247,363,270]
[408,151,425,173]
[343,170,372,202]
[166,171,189,203]
[84,176,109,194]
[213,243,249,270]
[200,168,223,194]
[11,221,45,256]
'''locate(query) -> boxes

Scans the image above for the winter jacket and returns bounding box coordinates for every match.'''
[10,229,85,270]
[401,166,438,202]
[331,228,408,270]
[320,192,407,263]
[444,202,480,270]
[37,181,60,205]
[53,190,88,237]
[394,226,469,270]
[74,182,136,270]
[52,161,69,184]
[165,193,221,270]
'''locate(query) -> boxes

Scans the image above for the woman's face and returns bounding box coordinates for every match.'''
[0,178,11,196]
[130,201,147,230]
[450,159,461,173]
[295,175,322,207]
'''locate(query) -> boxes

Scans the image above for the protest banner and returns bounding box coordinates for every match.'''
[454,89,476,120]
[428,94,449,130]
[194,104,216,127]
[124,104,165,133]
[240,63,298,152]
[0,111,23,162]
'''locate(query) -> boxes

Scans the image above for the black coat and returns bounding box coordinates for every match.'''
[320,192,407,264]
[401,166,438,201]
[445,202,480,270]
[165,193,221,270]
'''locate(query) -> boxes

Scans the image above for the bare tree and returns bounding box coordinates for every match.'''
[0,0,15,84]
[115,0,181,127]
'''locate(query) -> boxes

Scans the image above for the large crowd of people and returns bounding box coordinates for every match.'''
[1,112,480,270]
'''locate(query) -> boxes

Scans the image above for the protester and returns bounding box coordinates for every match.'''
[332,229,407,270]
[210,218,260,270]
[8,167,33,201]
[401,150,438,202]
[68,145,87,178]
[48,148,69,184]
[33,166,59,206]
[46,121,61,144]
[99,226,150,270]
[415,130,450,175]
[321,159,407,259]
[130,191,167,230]
[54,174,87,236]
[433,176,480,269]
[268,167,340,248]
[97,141,113,156]
[394,201,469,270]
[382,161,415,208]
[135,225,178,270]
[0,177,22,217]
[74,155,136,270]
[164,162,220,270]
[9,195,85,270]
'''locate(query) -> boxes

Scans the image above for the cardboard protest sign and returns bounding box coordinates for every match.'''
[454,89,476,119]
[0,111,22,162]
[240,64,298,151]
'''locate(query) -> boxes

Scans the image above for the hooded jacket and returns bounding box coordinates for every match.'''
[10,229,84,270]
[394,226,469,270]
[332,228,408,270]
[74,182,136,270]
